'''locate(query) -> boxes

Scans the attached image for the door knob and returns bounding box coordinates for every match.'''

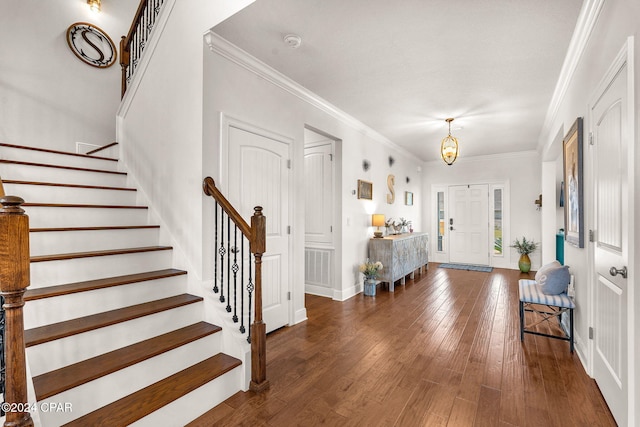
[609,266,628,279]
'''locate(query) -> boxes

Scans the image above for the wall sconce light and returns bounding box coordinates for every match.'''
[441,118,459,166]
[372,214,385,238]
[535,194,542,210]
[87,0,101,13]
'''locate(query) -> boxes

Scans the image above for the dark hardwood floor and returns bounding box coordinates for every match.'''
[189,264,616,426]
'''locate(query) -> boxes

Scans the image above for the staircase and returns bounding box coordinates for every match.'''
[0,142,242,426]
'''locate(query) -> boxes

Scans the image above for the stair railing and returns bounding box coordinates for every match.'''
[202,177,269,392]
[0,194,34,427]
[120,0,165,98]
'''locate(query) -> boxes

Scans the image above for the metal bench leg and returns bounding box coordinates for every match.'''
[569,308,574,353]
[519,301,525,342]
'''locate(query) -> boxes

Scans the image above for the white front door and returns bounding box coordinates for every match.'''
[590,42,633,427]
[449,184,489,265]
[225,120,291,333]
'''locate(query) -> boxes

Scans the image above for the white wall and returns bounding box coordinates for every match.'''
[421,151,542,270]
[117,0,254,286]
[0,0,137,151]
[537,0,640,422]
[202,37,423,316]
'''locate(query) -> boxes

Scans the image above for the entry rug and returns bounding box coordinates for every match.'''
[438,263,493,273]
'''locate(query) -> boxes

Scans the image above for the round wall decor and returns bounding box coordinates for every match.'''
[66,22,117,68]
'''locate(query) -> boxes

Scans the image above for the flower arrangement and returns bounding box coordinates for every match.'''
[398,217,411,228]
[510,237,538,255]
[359,259,383,279]
[384,217,412,234]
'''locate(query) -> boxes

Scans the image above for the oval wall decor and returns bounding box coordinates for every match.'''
[66,22,117,68]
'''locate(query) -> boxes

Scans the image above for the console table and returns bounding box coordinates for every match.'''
[368,232,428,291]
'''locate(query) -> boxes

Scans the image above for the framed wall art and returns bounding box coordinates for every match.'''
[357,179,373,200]
[405,191,413,206]
[562,117,584,248]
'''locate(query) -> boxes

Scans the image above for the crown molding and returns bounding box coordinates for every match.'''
[537,0,606,153]
[204,31,416,160]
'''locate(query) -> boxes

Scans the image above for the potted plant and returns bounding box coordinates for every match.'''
[511,237,538,273]
[398,217,411,233]
[359,259,383,296]
[384,218,394,235]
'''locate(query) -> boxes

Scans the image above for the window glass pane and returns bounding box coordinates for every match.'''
[437,191,445,251]
[494,188,503,255]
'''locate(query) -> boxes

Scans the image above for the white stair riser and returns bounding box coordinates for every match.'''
[30,250,173,288]
[132,366,242,427]
[0,146,119,171]
[30,228,160,256]
[37,335,223,426]
[25,275,187,329]
[0,163,128,187]
[25,206,149,228]
[4,183,137,206]
[26,303,204,376]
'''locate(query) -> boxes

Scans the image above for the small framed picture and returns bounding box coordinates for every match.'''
[405,191,413,206]
[357,180,373,200]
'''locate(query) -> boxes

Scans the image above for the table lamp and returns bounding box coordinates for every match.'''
[372,214,385,238]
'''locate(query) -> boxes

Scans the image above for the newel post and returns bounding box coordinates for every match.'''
[0,196,34,427]
[119,36,130,99]
[249,206,269,392]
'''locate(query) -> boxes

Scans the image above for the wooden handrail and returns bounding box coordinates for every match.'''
[0,196,34,427]
[202,177,269,392]
[203,177,250,238]
[0,177,5,197]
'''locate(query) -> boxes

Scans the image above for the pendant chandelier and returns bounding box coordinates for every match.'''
[441,118,459,166]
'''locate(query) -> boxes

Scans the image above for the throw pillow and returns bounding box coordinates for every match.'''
[535,260,561,283]
[538,264,571,295]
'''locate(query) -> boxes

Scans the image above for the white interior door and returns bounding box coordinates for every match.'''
[449,184,489,265]
[226,123,290,333]
[590,47,632,427]
[304,142,333,244]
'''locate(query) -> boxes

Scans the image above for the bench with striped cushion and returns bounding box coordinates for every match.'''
[519,279,574,352]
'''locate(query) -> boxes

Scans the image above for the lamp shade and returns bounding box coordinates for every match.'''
[372,214,385,227]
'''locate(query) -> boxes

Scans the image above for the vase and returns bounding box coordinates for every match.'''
[364,278,377,297]
[518,253,531,273]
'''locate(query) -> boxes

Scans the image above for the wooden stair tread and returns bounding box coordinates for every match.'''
[0,159,125,175]
[2,180,136,191]
[86,142,118,156]
[23,202,147,209]
[25,269,186,301]
[0,142,117,162]
[62,353,241,427]
[33,322,222,400]
[24,294,202,347]
[30,246,172,263]
[30,225,160,233]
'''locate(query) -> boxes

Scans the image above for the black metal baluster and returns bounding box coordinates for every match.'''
[239,238,245,334]
[213,202,219,293]
[226,216,232,313]
[232,225,239,322]
[219,212,226,303]
[247,249,254,344]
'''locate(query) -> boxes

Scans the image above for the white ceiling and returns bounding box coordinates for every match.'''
[212,0,584,162]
